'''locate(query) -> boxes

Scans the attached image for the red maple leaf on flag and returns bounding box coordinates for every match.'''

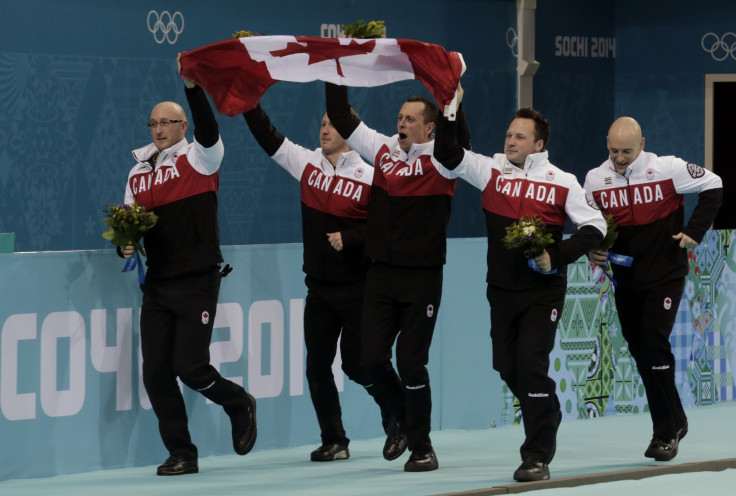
[269,37,377,77]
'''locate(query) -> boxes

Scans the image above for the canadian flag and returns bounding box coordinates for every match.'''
[179,36,465,119]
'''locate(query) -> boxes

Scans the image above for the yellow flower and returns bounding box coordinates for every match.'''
[341,19,386,39]
[232,30,263,38]
[101,203,158,256]
[503,216,554,259]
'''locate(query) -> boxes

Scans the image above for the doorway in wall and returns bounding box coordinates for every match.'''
[706,74,736,229]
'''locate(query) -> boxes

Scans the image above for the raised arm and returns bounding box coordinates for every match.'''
[242,102,313,182]
[434,83,467,168]
[178,52,219,149]
[434,107,466,170]
[177,64,224,175]
[242,103,286,157]
[455,102,471,151]
[185,85,219,149]
[325,82,360,139]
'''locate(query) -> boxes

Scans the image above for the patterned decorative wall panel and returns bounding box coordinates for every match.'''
[499,230,735,426]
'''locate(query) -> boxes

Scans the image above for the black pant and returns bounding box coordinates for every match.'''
[615,278,688,440]
[140,269,251,458]
[304,275,392,444]
[360,263,443,453]
[487,284,564,464]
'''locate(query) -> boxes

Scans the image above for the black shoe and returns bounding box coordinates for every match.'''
[644,437,678,461]
[156,454,198,476]
[310,441,350,461]
[403,448,438,472]
[229,393,257,455]
[677,422,689,441]
[383,418,408,461]
[513,459,550,482]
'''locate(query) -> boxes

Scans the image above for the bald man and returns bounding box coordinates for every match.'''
[584,117,722,462]
[119,63,257,475]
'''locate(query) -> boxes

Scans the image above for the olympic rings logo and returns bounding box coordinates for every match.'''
[147,10,184,45]
[701,32,736,62]
[506,27,519,58]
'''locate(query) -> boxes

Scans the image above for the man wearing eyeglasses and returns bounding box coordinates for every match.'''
[118,58,257,476]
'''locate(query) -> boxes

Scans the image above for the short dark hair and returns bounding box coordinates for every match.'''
[406,96,438,124]
[515,107,550,148]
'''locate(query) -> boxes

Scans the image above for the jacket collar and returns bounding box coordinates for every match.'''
[606,150,647,178]
[392,138,433,162]
[132,138,188,165]
[506,150,549,173]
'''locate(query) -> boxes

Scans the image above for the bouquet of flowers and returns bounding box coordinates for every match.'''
[503,216,554,259]
[232,30,265,38]
[597,214,619,252]
[341,19,386,39]
[101,203,158,256]
[590,214,620,293]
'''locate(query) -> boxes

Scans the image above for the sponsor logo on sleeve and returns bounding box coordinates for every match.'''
[686,162,705,179]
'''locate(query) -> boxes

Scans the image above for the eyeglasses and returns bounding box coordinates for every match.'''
[147,119,183,128]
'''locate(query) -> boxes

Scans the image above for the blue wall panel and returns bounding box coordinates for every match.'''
[0,0,517,252]
[2,233,735,481]
[534,0,616,184]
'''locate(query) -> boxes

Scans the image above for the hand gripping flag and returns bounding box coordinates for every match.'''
[179,35,466,120]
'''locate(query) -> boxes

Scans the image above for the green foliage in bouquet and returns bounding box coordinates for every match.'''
[232,30,265,38]
[341,19,386,39]
[101,203,158,256]
[597,214,619,252]
[503,216,555,259]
